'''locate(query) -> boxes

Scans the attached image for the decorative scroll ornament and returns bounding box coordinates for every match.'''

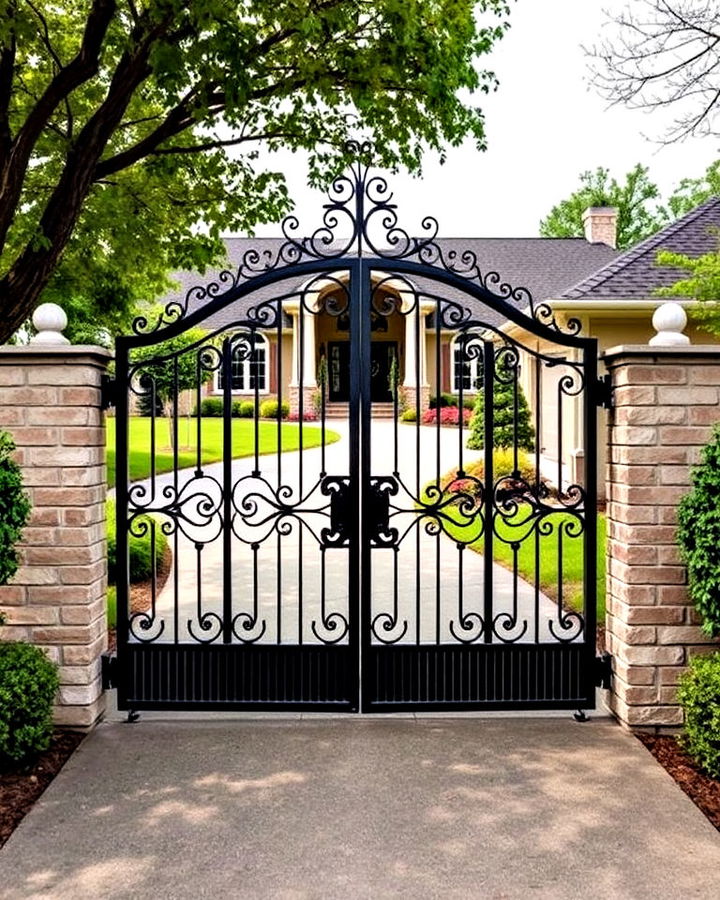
[132,141,579,337]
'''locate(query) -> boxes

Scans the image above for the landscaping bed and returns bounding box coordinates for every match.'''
[0,731,85,849]
[638,733,720,833]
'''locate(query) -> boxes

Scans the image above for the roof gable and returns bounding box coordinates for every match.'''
[560,196,720,301]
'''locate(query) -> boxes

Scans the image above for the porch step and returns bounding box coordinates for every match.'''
[324,402,396,419]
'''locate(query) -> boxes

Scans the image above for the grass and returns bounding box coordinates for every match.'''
[434,494,606,620]
[106,416,340,487]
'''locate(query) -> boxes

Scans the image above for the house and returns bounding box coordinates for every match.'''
[159,197,720,496]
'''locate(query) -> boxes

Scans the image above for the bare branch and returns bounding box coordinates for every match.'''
[588,0,720,142]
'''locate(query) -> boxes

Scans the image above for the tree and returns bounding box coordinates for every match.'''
[0,0,512,343]
[131,326,211,444]
[539,164,664,249]
[466,370,535,452]
[589,1,720,143]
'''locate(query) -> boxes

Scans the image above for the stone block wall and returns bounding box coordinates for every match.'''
[604,345,720,729]
[0,346,111,728]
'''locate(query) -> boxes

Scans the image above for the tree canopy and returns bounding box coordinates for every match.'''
[589,0,720,143]
[0,0,512,343]
[539,164,664,249]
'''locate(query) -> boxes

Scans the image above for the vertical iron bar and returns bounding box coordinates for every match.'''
[483,341,495,643]
[350,259,364,711]
[115,338,130,706]
[222,337,233,643]
[535,353,541,643]
[276,314,283,644]
[172,356,179,643]
[584,345,599,694]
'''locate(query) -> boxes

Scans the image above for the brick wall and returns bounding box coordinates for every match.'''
[604,345,720,729]
[0,346,111,728]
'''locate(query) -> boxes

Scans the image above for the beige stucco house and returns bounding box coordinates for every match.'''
[162,197,720,496]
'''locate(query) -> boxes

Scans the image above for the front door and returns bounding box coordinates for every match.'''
[370,342,397,402]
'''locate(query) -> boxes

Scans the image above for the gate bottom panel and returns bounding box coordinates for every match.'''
[364,644,595,712]
[117,645,357,711]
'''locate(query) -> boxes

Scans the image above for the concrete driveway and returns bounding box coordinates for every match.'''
[1,716,720,898]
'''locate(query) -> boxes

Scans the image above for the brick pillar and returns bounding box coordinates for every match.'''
[604,345,720,730]
[0,346,111,729]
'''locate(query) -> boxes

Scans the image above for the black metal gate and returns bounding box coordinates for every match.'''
[112,149,601,713]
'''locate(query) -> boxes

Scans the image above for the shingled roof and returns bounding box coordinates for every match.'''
[169,236,618,330]
[560,196,720,301]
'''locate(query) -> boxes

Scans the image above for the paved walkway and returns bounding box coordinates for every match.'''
[2,716,720,898]
[130,420,565,646]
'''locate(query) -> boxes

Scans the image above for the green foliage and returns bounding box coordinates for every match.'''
[466,372,535,451]
[678,652,720,779]
[0,642,59,765]
[677,425,720,637]
[400,408,417,422]
[199,397,224,417]
[233,400,256,419]
[539,164,663,249]
[0,0,513,342]
[442,448,537,492]
[106,500,168,585]
[259,399,290,420]
[0,431,31,586]
[132,328,211,406]
[429,393,477,411]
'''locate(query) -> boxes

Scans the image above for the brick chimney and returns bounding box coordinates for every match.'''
[582,206,618,249]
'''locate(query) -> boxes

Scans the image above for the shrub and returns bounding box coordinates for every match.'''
[429,393,457,410]
[0,642,59,764]
[0,431,31,586]
[400,408,417,422]
[106,500,168,584]
[439,449,539,499]
[678,652,720,778]
[462,396,475,411]
[422,407,472,426]
[236,400,256,418]
[677,425,720,637]
[287,411,318,422]
[467,365,535,452]
[199,397,224,417]
[259,399,289,420]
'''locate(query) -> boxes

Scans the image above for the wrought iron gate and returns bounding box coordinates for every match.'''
[112,148,601,713]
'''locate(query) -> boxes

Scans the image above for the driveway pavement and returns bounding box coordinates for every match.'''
[129,420,569,646]
[1,716,719,898]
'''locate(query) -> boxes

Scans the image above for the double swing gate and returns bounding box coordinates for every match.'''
[112,152,602,713]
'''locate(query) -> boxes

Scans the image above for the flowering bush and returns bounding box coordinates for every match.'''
[422,406,472,426]
[287,411,318,422]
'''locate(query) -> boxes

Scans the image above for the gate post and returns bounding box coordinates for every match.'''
[0,338,111,729]
[603,344,720,729]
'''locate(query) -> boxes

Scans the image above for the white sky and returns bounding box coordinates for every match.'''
[247,0,719,239]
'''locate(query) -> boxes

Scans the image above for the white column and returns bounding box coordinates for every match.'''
[289,310,300,387]
[302,307,317,388]
[403,309,417,388]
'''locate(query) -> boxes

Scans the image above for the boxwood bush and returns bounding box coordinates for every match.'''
[678,652,720,778]
[0,641,59,764]
[0,431,31,585]
[106,500,168,584]
[259,399,289,420]
[677,425,720,637]
[199,397,224,417]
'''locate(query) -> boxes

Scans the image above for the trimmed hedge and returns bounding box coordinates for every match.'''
[0,642,59,764]
[0,430,31,586]
[259,399,289,420]
[106,500,168,584]
[678,651,720,778]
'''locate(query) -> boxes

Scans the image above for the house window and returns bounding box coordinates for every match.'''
[216,333,268,393]
[451,337,482,393]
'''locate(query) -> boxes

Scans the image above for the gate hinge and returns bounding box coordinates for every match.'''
[594,652,612,689]
[596,373,613,409]
[101,374,117,410]
[101,653,118,690]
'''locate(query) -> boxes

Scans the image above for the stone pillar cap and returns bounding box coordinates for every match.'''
[30,303,70,345]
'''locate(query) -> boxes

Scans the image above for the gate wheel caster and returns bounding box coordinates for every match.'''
[573,710,588,722]
[126,710,140,723]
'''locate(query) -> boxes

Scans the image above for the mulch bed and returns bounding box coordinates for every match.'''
[637,734,720,832]
[0,731,85,849]
[107,545,172,653]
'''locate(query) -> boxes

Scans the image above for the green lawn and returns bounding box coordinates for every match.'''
[436,497,606,620]
[106,416,339,487]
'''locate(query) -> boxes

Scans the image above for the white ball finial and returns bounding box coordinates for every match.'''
[649,301,690,346]
[30,303,70,345]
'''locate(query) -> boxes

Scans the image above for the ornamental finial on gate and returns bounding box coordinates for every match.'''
[130,142,584,337]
